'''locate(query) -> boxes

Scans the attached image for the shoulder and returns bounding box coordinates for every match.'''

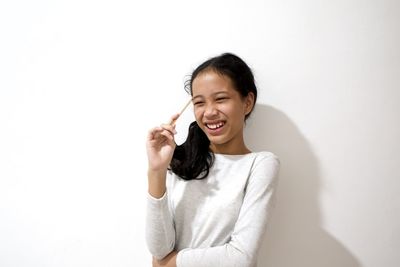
[252,151,280,167]
[249,151,280,183]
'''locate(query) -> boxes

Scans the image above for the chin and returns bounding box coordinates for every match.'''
[208,136,229,146]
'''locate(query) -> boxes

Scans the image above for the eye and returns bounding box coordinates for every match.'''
[193,101,205,106]
[216,97,228,102]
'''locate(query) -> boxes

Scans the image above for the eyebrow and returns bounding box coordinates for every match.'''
[192,95,203,101]
[192,91,229,100]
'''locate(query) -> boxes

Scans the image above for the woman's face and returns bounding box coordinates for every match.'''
[192,70,254,154]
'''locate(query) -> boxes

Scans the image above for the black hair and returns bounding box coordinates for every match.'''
[170,52,258,180]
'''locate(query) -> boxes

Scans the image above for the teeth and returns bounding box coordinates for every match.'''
[207,122,224,129]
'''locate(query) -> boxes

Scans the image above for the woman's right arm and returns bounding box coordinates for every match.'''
[146,115,178,197]
[145,115,178,260]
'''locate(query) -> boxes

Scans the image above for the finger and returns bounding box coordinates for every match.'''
[160,123,177,135]
[149,129,175,144]
[148,126,163,135]
[152,257,160,267]
[147,127,163,140]
[168,113,180,125]
[159,129,175,143]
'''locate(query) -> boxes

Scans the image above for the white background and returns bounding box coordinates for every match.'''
[1,0,399,266]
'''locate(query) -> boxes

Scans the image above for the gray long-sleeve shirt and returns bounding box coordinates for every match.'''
[146,151,280,267]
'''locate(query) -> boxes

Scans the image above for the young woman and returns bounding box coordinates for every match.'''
[145,53,280,267]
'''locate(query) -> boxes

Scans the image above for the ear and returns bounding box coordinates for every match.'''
[244,92,255,115]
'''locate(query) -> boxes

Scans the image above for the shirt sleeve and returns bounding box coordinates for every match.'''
[145,190,176,260]
[176,154,280,267]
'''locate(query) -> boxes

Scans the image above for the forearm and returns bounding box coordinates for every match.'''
[146,190,176,259]
[177,243,254,267]
[148,169,167,198]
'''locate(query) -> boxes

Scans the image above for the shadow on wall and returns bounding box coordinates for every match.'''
[244,104,361,267]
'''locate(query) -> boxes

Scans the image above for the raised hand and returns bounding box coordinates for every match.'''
[146,114,179,172]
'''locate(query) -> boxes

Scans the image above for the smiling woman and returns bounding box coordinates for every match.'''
[171,53,258,181]
[145,53,280,267]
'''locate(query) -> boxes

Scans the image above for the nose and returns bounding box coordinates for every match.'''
[204,103,218,118]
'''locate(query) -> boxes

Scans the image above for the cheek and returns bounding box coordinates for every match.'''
[222,104,240,118]
[194,107,204,121]
[227,105,246,122]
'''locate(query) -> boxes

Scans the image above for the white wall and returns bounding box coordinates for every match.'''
[1,0,399,266]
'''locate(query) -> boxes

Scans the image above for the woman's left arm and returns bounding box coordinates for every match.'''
[152,251,178,267]
[176,154,280,267]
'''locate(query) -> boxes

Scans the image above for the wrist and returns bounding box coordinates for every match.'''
[147,169,168,199]
[148,168,168,179]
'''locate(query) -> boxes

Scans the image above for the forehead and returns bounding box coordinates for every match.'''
[192,70,236,96]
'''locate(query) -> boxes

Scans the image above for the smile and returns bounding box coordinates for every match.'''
[206,121,225,130]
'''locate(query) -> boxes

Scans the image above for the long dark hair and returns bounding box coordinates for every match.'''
[170,52,258,180]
